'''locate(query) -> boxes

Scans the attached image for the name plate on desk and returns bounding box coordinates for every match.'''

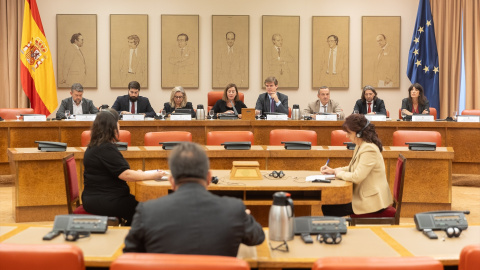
[170,114,192,120]
[365,114,386,121]
[122,114,145,121]
[315,114,337,121]
[412,115,434,122]
[75,114,96,121]
[267,114,288,120]
[23,115,46,121]
[456,115,480,122]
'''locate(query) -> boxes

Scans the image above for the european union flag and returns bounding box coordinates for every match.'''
[407,0,439,117]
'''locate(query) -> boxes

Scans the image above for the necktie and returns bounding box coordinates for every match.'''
[270,99,275,112]
[367,102,372,113]
[277,47,281,57]
[131,102,135,114]
[323,106,327,113]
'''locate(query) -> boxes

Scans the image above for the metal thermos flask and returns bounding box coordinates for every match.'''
[291,104,300,120]
[196,104,205,120]
[269,192,295,241]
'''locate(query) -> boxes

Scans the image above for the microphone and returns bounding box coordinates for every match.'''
[230,100,238,115]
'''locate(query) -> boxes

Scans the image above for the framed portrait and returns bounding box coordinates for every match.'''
[110,14,148,89]
[212,15,249,89]
[162,15,199,89]
[312,16,349,89]
[262,16,300,89]
[362,16,401,88]
[56,14,97,88]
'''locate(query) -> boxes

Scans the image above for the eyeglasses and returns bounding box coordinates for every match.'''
[269,240,289,252]
[317,233,342,244]
[174,96,184,99]
[269,170,285,178]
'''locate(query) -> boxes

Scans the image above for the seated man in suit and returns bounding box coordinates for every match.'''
[304,86,345,119]
[56,83,98,119]
[352,85,387,115]
[123,142,265,256]
[255,76,288,115]
[112,81,156,118]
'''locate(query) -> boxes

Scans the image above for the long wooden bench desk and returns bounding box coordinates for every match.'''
[0,119,476,174]
[8,146,453,222]
[2,224,478,268]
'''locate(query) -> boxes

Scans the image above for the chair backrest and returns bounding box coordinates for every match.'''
[269,129,317,146]
[206,131,254,145]
[461,109,480,116]
[398,107,437,120]
[459,244,480,270]
[144,131,192,146]
[111,253,250,270]
[392,130,442,147]
[81,130,131,147]
[393,154,407,225]
[386,110,390,118]
[0,243,85,270]
[0,108,34,120]
[63,153,80,214]
[207,91,245,112]
[312,256,443,270]
[330,130,351,146]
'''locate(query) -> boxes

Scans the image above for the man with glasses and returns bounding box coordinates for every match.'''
[111,80,156,117]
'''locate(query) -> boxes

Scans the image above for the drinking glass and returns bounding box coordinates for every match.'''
[209,110,215,120]
[15,114,21,121]
[255,109,261,119]
[64,110,71,120]
[353,110,359,114]
[161,110,166,120]
[401,109,406,120]
[453,111,458,121]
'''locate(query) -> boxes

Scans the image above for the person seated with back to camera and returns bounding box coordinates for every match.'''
[401,82,430,116]
[81,109,166,225]
[162,86,196,118]
[320,114,393,217]
[212,83,247,119]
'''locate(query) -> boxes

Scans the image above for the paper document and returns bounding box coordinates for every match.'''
[305,175,335,182]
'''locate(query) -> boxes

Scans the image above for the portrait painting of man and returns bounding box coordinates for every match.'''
[362,16,401,88]
[212,15,249,89]
[312,16,349,88]
[110,14,148,88]
[57,14,97,88]
[162,15,199,88]
[262,16,299,89]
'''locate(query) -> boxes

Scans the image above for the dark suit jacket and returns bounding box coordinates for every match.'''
[112,95,156,118]
[353,98,387,115]
[123,183,265,256]
[401,98,430,114]
[163,102,196,118]
[255,92,288,115]
[56,97,98,119]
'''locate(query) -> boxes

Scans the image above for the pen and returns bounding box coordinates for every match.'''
[324,158,330,168]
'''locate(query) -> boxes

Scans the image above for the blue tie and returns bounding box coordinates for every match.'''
[270,98,275,112]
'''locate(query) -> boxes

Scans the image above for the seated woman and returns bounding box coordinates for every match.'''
[320,114,393,217]
[162,86,196,118]
[401,83,430,116]
[212,83,247,119]
[81,109,166,225]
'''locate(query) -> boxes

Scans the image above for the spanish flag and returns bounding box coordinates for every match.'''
[20,0,57,115]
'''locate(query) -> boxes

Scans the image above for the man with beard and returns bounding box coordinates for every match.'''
[56,83,98,119]
[112,81,156,117]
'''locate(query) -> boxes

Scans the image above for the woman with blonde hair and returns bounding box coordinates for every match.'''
[162,86,196,118]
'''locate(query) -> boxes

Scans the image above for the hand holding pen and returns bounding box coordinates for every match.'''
[320,159,330,171]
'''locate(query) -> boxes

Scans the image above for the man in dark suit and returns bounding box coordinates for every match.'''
[111,81,156,118]
[123,142,265,256]
[255,76,288,115]
[56,83,98,119]
[352,85,387,115]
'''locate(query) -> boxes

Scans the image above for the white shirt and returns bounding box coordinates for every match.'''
[129,101,138,114]
[320,103,328,113]
[72,99,83,115]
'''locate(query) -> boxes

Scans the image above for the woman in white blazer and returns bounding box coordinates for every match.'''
[321,114,393,216]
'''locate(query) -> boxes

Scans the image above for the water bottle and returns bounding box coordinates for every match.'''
[269,192,295,241]
[291,104,300,120]
[196,104,205,120]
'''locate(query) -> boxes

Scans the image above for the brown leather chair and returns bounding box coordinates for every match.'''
[207,91,245,112]
[81,130,131,147]
[461,109,480,116]
[398,107,437,120]
[0,108,34,120]
[350,154,406,225]
[0,243,85,270]
[330,130,351,146]
[206,131,254,145]
[269,129,317,146]
[312,256,443,270]
[459,244,480,270]
[111,253,250,270]
[392,130,442,147]
[144,131,192,146]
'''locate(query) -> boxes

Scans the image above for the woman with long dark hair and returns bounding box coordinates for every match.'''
[212,83,247,118]
[81,109,166,225]
[401,83,430,115]
[321,114,392,217]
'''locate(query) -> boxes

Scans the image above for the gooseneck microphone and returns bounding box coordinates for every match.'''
[230,100,238,115]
